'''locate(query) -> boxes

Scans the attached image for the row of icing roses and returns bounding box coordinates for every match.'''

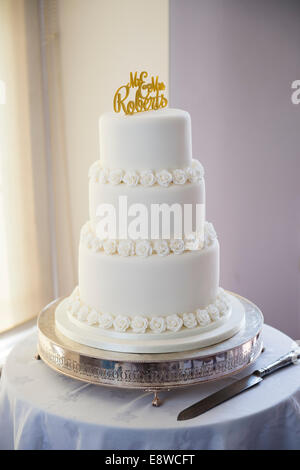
[67,287,231,334]
[88,159,204,187]
[80,221,217,257]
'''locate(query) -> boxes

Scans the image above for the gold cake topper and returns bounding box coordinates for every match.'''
[113,71,168,115]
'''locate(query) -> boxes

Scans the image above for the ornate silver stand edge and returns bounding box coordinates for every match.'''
[36,292,263,406]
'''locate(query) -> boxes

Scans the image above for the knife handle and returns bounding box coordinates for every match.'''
[254,350,300,378]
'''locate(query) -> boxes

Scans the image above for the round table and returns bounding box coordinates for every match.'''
[0,325,300,450]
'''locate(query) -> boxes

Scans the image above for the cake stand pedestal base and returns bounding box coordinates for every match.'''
[36,293,263,406]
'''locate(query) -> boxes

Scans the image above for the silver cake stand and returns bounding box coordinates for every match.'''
[36,292,263,406]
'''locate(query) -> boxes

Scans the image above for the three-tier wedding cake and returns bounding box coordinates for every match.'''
[55,107,245,353]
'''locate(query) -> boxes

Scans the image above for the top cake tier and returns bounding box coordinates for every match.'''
[99,108,192,171]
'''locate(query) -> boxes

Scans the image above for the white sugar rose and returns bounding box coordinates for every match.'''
[90,237,102,253]
[184,232,202,251]
[207,304,220,321]
[78,305,90,322]
[131,316,148,333]
[117,239,135,257]
[69,299,81,316]
[215,299,229,316]
[135,240,152,257]
[140,170,156,187]
[205,222,217,238]
[172,168,187,185]
[84,232,94,249]
[196,309,211,327]
[153,240,170,256]
[103,239,117,255]
[88,161,99,178]
[98,313,113,329]
[185,167,197,183]
[150,317,166,333]
[192,159,204,174]
[183,312,197,329]
[98,168,109,184]
[87,309,99,325]
[217,287,226,298]
[113,315,130,332]
[204,222,217,246]
[166,314,183,332]
[185,161,204,183]
[219,292,230,305]
[88,161,101,182]
[156,169,173,187]
[80,223,91,240]
[169,239,185,255]
[90,171,99,183]
[108,168,124,185]
[123,170,139,186]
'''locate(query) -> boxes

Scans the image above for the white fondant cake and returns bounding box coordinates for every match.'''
[55,108,245,353]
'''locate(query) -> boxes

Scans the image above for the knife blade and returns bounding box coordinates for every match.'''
[177,374,262,421]
[177,349,300,421]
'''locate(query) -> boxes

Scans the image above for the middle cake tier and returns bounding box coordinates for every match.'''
[78,235,219,318]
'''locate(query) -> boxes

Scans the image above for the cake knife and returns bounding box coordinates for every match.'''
[177,349,300,421]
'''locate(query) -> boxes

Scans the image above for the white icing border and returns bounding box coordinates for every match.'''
[88,159,204,187]
[80,221,217,257]
[66,287,231,335]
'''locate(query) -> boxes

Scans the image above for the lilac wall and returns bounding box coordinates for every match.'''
[170,0,300,337]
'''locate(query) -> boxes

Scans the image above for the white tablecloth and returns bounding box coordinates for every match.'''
[0,325,300,450]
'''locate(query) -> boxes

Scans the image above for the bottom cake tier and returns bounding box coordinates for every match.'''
[78,237,220,317]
